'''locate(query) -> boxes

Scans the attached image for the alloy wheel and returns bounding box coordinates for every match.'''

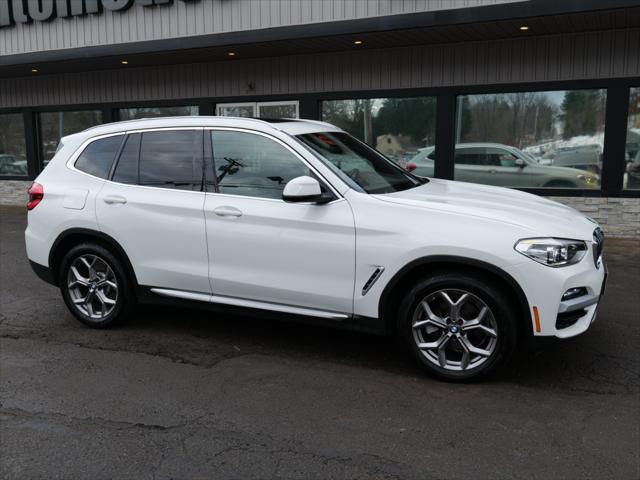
[411,289,498,371]
[67,254,118,320]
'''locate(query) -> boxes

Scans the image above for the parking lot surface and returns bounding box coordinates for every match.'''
[1,205,638,479]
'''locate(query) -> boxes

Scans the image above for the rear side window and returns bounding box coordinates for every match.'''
[138,130,202,191]
[74,135,123,179]
[112,133,140,184]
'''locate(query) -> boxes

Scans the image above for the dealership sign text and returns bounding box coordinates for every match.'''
[1,0,197,28]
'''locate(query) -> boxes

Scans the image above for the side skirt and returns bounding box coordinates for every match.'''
[136,286,386,335]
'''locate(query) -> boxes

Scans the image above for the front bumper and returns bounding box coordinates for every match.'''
[504,252,607,339]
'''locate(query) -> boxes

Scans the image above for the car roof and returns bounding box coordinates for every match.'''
[76,116,341,140]
[454,142,518,149]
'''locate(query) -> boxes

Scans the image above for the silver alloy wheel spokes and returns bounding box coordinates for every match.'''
[412,289,498,371]
[67,254,118,320]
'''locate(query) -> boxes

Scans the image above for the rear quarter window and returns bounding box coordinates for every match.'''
[74,135,124,179]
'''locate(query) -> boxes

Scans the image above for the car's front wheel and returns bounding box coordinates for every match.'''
[59,243,134,328]
[398,272,518,381]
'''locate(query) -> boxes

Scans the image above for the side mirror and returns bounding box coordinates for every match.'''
[515,158,526,168]
[282,176,332,204]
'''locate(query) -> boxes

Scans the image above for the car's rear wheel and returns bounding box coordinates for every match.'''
[398,273,518,381]
[59,243,133,328]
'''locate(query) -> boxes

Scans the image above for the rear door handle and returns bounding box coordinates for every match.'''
[213,206,243,218]
[103,195,127,205]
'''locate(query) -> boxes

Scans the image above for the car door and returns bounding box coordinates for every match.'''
[454,146,495,185]
[203,128,356,316]
[482,147,526,187]
[96,128,210,294]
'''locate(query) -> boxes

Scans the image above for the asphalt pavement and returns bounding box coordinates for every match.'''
[1,205,638,480]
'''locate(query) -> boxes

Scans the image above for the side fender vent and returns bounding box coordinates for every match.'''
[362,267,385,296]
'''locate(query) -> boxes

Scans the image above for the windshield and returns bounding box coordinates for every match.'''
[296,131,424,194]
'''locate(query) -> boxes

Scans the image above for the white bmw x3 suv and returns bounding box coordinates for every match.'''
[25,117,607,380]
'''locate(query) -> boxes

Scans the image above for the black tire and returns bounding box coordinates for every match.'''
[58,243,134,328]
[398,272,518,381]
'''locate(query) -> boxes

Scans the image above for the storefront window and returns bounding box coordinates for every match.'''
[119,105,199,121]
[216,101,299,119]
[0,113,28,177]
[453,90,606,189]
[39,110,103,167]
[321,97,436,173]
[625,87,640,190]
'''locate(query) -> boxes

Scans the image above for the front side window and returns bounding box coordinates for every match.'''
[0,113,28,177]
[210,131,310,199]
[296,131,422,194]
[75,135,123,179]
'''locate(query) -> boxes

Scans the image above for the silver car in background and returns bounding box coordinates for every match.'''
[408,143,600,188]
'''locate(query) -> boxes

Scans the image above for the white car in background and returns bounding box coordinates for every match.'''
[408,143,600,188]
[25,117,606,381]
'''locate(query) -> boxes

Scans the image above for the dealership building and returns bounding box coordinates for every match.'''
[0,0,638,236]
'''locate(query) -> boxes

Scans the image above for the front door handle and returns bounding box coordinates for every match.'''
[103,195,127,205]
[213,206,243,218]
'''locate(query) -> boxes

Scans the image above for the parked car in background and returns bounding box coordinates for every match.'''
[0,154,28,176]
[409,143,600,188]
[25,117,606,381]
[542,144,602,174]
[626,150,640,189]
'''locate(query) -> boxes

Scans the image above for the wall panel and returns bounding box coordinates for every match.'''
[1,27,639,109]
[0,0,522,57]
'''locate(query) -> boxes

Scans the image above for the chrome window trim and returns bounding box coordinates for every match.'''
[69,127,207,194]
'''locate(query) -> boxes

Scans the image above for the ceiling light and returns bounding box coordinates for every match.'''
[31,68,38,73]
[519,25,529,31]
[121,60,129,65]
[354,40,363,45]
[228,52,236,57]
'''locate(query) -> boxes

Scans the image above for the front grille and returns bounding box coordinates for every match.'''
[592,228,604,268]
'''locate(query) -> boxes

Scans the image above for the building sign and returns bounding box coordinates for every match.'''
[0,0,197,28]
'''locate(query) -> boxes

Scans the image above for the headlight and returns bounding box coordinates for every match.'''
[515,238,587,267]
[577,174,598,185]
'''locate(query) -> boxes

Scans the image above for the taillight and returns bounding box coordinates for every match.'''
[27,183,44,211]
[406,162,417,172]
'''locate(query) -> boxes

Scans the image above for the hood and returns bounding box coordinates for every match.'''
[373,178,598,240]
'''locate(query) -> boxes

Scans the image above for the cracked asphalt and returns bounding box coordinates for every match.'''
[1,205,639,480]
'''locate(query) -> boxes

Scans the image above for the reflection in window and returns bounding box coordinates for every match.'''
[321,97,436,170]
[453,90,605,189]
[211,131,309,199]
[0,113,28,177]
[119,106,199,121]
[40,110,102,167]
[625,87,640,190]
[139,130,202,191]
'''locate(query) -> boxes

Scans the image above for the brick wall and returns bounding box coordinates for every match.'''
[1,180,638,238]
[549,197,640,239]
